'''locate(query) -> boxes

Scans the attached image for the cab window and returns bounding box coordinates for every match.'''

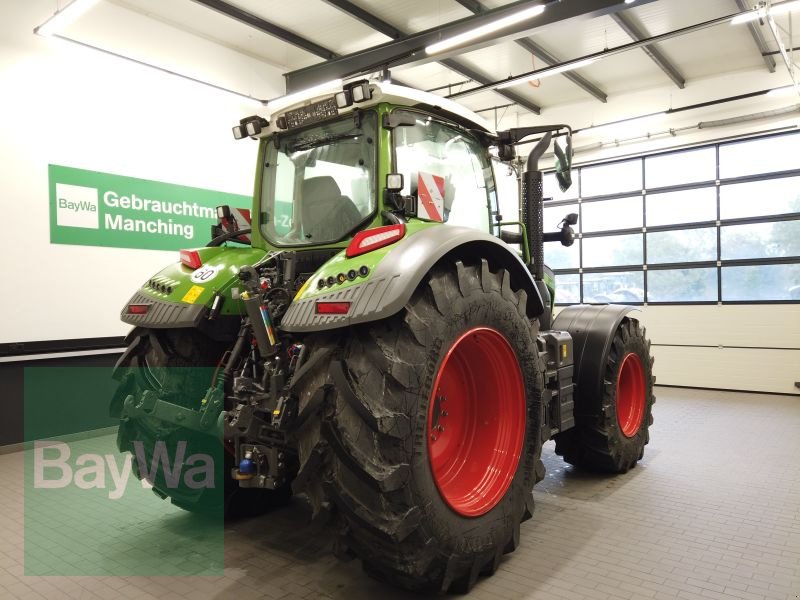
[393,115,495,232]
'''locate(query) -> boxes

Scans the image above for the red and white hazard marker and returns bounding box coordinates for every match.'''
[418,172,445,222]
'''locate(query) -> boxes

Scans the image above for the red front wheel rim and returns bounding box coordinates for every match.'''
[427,327,526,518]
[616,352,645,438]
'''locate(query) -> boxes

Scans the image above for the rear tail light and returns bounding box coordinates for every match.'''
[346,224,405,258]
[315,301,351,315]
[180,249,202,269]
[127,304,150,315]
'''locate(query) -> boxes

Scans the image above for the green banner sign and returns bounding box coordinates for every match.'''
[49,164,251,251]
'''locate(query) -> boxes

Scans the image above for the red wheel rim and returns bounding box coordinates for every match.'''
[616,352,645,438]
[427,327,526,518]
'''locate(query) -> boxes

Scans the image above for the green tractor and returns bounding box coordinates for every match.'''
[111,80,655,593]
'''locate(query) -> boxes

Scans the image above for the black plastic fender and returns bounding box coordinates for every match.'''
[280,225,545,333]
[552,304,638,414]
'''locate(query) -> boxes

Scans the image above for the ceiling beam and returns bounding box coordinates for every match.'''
[453,0,607,103]
[445,10,744,101]
[515,38,608,102]
[322,0,541,114]
[322,0,403,39]
[439,58,541,114]
[610,11,686,89]
[734,0,777,73]
[190,0,337,60]
[284,0,656,93]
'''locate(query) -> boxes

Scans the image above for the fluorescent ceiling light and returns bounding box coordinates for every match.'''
[35,0,101,37]
[495,57,597,89]
[38,33,264,107]
[731,0,800,25]
[426,4,545,55]
[767,84,800,96]
[34,0,264,107]
[582,112,667,135]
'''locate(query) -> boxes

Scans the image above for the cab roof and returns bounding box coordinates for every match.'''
[262,80,494,137]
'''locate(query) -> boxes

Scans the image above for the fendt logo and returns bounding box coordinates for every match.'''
[55,183,99,229]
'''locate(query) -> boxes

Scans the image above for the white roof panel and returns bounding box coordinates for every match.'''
[114,0,319,71]
[224,0,393,56]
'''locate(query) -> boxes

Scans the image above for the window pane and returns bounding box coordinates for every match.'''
[583,271,644,303]
[720,220,800,260]
[261,112,377,245]
[582,234,643,267]
[645,147,716,188]
[581,159,642,197]
[719,133,800,178]
[722,264,800,300]
[647,228,717,264]
[581,196,642,232]
[543,203,578,230]
[554,273,580,304]
[543,172,578,201]
[720,177,800,220]
[545,240,580,270]
[647,268,717,302]
[394,118,491,231]
[646,187,717,226]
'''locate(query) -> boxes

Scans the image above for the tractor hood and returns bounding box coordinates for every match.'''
[120,246,268,339]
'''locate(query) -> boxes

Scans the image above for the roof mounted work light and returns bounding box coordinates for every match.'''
[232,116,269,140]
[343,80,372,103]
[335,90,352,108]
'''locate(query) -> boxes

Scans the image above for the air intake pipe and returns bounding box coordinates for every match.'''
[521,132,552,282]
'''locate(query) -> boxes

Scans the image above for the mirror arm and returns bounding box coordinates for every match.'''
[496,124,573,146]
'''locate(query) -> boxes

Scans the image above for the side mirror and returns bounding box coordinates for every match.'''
[553,133,573,192]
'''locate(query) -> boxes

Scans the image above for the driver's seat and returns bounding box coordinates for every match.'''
[301,176,363,241]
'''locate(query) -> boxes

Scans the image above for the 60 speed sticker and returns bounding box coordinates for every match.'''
[190,265,220,283]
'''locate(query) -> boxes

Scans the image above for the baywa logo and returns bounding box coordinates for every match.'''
[55,183,99,229]
[33,440,215,500]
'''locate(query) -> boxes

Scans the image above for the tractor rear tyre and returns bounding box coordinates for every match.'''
[291,260,546,593]
[553,318,655,473]
[112,328,291,517]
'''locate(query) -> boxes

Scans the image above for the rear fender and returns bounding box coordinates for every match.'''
[119,246,267,340]
[552,304,638,414]
[281,225,544,332]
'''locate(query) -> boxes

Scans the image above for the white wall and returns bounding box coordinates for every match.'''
[0,0,284,344]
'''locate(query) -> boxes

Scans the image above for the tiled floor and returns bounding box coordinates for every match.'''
[1,386,798,600]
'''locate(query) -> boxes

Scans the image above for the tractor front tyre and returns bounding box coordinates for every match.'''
[554,318,655,473]
[291,259,546,594]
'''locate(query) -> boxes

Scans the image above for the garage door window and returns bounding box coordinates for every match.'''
[543,130,800,304]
